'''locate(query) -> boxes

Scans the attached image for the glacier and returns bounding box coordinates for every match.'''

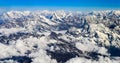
[0,10,119,63]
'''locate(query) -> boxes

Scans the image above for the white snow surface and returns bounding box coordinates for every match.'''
[0,10,119,63]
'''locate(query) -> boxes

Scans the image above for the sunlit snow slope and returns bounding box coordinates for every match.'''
[0,10,120,63]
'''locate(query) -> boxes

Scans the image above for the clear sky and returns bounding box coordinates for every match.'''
[0,0,120,11]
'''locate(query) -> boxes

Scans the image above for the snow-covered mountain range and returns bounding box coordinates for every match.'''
[0,10,119,63]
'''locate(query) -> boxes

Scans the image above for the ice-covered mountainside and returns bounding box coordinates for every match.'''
[0,10,120,63]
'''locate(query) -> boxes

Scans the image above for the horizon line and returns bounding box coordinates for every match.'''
[0,6,120,12]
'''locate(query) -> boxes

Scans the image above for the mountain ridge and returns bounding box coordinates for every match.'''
[0,10,119,63]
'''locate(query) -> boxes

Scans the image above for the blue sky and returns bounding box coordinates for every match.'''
[0,0,120,11]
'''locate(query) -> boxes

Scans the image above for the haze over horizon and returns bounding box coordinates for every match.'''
[0,0,120,11]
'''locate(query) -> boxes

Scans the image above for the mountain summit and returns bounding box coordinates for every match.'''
[0,10,119,63]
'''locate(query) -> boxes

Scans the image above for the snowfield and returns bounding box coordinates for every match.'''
[0,10,120,63]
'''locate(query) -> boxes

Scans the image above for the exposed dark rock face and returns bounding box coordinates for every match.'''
[47,50,78,63]
[0,56,32,63]
[49,32,58,40]
[46,43,82,63]
[108,46,120,57]
[0,32,41,45]
[0,10,120,63]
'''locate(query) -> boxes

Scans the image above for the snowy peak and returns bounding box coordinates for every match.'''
[0,10,120,63]
[3,11,30,19]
